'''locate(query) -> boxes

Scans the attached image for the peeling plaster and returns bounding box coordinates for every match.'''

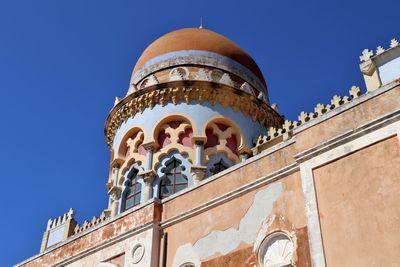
[172,182,282,266]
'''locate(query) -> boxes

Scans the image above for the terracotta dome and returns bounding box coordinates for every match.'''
[133,28,266,85]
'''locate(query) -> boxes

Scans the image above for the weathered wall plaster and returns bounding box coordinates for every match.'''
[172,182,282,266]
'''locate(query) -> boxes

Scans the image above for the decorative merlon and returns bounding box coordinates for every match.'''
[360,37,399,62]
[46,208,75,231]
[253,86,363,153]
[73,210,111,235]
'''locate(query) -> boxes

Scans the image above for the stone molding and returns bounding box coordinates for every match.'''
[105,81,283,148]
[130,50,268,95]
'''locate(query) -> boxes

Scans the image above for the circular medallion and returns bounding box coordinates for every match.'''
[131,243,145,264]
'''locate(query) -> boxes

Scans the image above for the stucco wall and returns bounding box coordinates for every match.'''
[164,172,310,267]
[313,136,400,266]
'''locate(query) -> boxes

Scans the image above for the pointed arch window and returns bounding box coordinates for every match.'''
[159,157,188,199]
[123,168,142,210]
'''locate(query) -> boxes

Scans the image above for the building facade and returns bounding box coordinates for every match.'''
[16,28,400,267]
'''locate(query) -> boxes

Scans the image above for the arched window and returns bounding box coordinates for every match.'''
[123,168,142,210]
[159,157,188,199]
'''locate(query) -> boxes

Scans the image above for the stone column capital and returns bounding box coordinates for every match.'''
[140,169,157,184]
[191,165,207,185]
[110,158,124,168]
[108,186,122,201]
[192,136,207,144]
[141,141,159,151]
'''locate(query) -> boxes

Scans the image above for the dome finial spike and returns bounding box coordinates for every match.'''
[199,17,203,29]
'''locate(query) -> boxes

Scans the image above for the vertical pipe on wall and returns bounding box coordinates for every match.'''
[162,232,168,267]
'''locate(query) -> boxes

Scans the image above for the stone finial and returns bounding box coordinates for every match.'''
[298,111,313,124]
[271,103,279,112]
[376,46,385,55]
[314,103,327,116]
[67,208,75,219]
[330,95,343,107]
[114,96,121,107]
[349,86,362,99]
[282,120,295,132]
[268,127,278,139]
[360,49,374,62]
[255,135,268,146]
[390,38,399,48]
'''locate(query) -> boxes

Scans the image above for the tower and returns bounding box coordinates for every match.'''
[105,28,283,216]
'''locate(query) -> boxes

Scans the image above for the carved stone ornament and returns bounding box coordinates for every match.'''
[258,232,295,267]
[131,243,145,264]
[105,81,283,147]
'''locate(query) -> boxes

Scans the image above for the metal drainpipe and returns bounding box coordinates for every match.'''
[162,232,168,267]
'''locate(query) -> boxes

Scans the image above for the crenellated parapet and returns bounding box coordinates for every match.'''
[360,37,400,91]
[40,208,77,252]
[73,210,111,235]
[359,38,399,62]
[253,86,363,154]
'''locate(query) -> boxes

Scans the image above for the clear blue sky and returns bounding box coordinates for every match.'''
[0,0,398,265]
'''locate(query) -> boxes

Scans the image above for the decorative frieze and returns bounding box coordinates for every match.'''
[105,82,283,148]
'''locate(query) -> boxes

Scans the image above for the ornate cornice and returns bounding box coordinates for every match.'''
[105,81,283,148]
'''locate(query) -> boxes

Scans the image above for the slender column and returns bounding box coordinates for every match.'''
[191,137,207,185]
[195,140,203,166]
[112,165,120,186]
[141,170,156,201]
[146,147,154,170]
[141,141,158,201]
[108,186,122,218]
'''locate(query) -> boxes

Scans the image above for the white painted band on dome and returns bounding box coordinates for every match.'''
[131,50,268,96]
